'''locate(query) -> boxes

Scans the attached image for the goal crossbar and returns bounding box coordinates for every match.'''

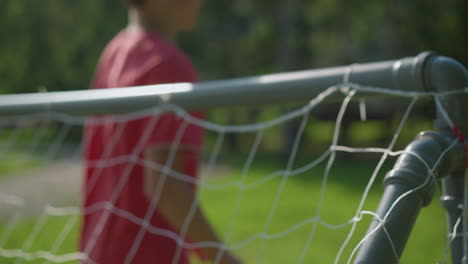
[0,52,466,117]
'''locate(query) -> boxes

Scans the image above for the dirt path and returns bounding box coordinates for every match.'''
[0,161,233,219]
[0,161,82,218]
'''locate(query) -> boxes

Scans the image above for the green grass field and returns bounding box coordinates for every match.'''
[0,151,44,181]
[0,153,450,264]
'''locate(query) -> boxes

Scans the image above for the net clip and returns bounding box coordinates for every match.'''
[452,126,468,168]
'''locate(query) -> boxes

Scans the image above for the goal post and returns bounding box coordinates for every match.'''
[0,51,467,264]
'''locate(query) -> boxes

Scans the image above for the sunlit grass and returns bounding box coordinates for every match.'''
[0,151,44,181]
[0,155,449,264]
[199,155,448,263]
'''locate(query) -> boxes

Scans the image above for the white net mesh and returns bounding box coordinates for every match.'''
[0,82,467,264]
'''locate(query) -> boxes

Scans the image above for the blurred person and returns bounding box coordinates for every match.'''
[81,0,241,263]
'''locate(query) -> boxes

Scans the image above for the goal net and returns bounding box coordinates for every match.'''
[0,80,466,264]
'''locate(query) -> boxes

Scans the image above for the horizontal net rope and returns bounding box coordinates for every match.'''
[0,81,467,264]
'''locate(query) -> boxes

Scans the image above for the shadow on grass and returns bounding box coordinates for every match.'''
[218,151,396,193]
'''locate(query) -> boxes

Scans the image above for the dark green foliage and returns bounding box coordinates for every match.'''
[0,0,127,94]
[1,0,466,94]
[0,0,466,155]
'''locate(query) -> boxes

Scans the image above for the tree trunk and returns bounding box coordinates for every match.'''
[277,0,299,161]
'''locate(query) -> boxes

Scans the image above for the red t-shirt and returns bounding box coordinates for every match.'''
[81,28,204,264]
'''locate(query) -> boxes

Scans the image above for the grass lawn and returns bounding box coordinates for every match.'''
[197,154,449,263]
[0,154,450,264]
[0,151,44,181]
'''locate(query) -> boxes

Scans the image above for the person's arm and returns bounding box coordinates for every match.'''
[144,147,242,264]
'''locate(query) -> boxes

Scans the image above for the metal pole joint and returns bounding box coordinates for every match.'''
[384,131,464,207]
[355,131,464,264]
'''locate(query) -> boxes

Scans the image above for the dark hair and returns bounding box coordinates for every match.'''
[123,0,144,6]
